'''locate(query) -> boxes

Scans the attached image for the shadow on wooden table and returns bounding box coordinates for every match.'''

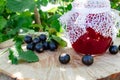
[0,72,16,80]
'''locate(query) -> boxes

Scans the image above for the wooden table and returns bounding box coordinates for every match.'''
[0,38,120,80]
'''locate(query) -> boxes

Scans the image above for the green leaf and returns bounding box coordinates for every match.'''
[110,0,120,3]
[0,0,6,14]
[37,0,48,6]
[48,28,57,35]
[0,16,7,31]
[7,27,20,38]
[0,33,8,42]
[66,4,72,11]
[19,50,39,63]
[116,5,120,11]
[30,24,43,31]
[50,20,61,32]
[8,49,18,64]
[57,6,66,15]
[6,0,35,12]
[9,35,39,64]
[14,36,24,53]
[51,35,67,47]
[47,14,61,32]
[16,12,33,28]
[39,10,48,20]
[47,14,60,23]
[62,0,73,2]
[47,7,58,13]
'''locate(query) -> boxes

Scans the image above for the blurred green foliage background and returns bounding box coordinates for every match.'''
[0,0,120,43]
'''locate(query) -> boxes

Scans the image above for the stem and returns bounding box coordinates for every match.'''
[34,6,41,24]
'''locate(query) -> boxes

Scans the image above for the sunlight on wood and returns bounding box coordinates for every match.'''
[12,72,23,79]
[7,60,11,64]
[76,75,86,80]
[60,67,66,72]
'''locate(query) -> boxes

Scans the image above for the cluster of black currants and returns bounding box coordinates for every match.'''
[24,34,58,53]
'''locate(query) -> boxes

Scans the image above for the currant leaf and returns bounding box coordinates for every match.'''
[8,49,18,64]
[51,35,67,47]
[19,50,39,63]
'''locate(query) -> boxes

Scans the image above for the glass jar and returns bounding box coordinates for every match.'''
[59,0,117,55]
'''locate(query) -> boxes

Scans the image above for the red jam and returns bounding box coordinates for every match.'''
[72,27,112,55]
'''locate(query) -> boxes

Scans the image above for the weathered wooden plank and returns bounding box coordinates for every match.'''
[0,39,14,49]
[0,38,120,80]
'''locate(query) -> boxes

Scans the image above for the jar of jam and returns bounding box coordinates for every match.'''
[59,0,117,55]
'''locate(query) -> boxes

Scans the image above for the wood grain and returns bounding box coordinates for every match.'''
[0,38,120,80]
[0,39,14,49]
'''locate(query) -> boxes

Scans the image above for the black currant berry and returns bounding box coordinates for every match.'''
[24,35,32,43]
[39,34,47,41]
[118,45,120,50]
[109,45,118,55]
[34,43,44,53]
[59,53,70,64]
[82,55,94,66]
[27,43,35,51]
[42,41,49,50]
[33,37,40,44]
[49,41,57,51]
[51,39,58,46]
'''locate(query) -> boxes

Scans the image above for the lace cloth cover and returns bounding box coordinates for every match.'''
[59,0,118,44]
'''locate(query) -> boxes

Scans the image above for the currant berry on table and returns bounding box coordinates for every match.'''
[59,53,70,64]
[49,41,58,51]
[109,45,118,55]
[34,43,44,53]
[33,37,40,44]
[42,41,49,50]
[39,34,47,41]
[26,43,35,51]
[24,35,32,44]
[118,45,120,50]
[82,54,94,66]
